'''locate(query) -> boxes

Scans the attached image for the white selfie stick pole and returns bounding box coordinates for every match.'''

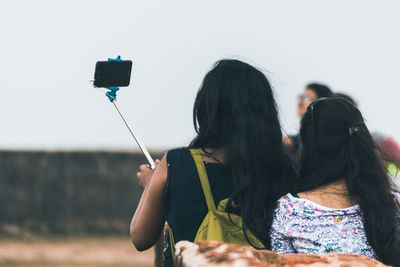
[111,100,156,170]
[99,56,155,169]
[104,85,155,170]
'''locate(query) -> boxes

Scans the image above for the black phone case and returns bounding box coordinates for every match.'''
[94,60,132,88]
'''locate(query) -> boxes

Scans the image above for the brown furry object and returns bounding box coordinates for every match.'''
[174,240,388,267]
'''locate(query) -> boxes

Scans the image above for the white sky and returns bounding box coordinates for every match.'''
[1,0,399,151]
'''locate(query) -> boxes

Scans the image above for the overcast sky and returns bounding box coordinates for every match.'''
[1,0,399,151]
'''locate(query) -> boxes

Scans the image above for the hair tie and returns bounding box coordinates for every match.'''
[349,125,361,136]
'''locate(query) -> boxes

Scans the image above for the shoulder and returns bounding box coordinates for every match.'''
[167,147,189,155]
[276,193,301,208]
[166,147,190,163]
[275,193,301,216]
[275,193,360,218]
[165,147,196,187]
[273,193,304,225]
[272,193,301,234]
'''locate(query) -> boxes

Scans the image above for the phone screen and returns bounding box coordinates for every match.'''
[93,60,132,87]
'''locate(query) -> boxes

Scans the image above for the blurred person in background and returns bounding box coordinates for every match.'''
[283,83,333,163]
[130,59,297,266]
[271,97,400,266]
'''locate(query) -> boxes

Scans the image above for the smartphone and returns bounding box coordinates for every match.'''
[93,60,132,87]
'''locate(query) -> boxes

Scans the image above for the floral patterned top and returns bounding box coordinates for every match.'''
[270,193,399,258]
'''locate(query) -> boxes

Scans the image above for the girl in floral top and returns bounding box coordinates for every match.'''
[270,97,400,266]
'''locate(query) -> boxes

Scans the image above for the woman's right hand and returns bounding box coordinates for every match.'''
[137,160,160,188]
[130,155,167,251]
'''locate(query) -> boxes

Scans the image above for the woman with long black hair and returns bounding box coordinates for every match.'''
[271,97,400,266]
[130,59,296,266]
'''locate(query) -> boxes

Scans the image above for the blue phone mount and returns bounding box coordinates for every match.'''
[105,55,123,102]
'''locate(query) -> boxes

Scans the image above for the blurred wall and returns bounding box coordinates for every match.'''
[0,150,161,236]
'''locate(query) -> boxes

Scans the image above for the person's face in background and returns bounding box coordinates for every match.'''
[297,88,317,117]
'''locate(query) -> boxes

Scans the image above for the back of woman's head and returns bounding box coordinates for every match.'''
[306,83,333,98]
[191,59,282,149]
[298,97,400,265]
[191,59,297,249]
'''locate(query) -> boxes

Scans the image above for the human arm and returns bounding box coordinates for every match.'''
[130,154,168,251]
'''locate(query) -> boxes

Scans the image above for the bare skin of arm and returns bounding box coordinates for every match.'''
[130,148,223,251]
[130,155,168,251]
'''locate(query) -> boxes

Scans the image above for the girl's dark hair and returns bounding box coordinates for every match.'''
[306,83,333,98]
[333,92,358,106]
[190,59,297,249]
[298,97,400,265]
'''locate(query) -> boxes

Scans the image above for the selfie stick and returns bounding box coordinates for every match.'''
[104,56,156,170]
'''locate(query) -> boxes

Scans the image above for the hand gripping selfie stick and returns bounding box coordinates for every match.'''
[104,56,156,170]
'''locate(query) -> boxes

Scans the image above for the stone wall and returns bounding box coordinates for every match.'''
[0,150,162,236]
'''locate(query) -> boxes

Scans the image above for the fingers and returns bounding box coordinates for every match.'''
[154,159,160,168]
[139,164,150,172]
[136,171,145,188]
[136,161,159,188]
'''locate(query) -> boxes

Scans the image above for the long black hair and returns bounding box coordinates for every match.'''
[297,97,400,265]
[190,59,297,249]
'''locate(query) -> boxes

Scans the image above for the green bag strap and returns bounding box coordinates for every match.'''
[190,149,216,211]
[168,149,216,263]
[168,226,176,261]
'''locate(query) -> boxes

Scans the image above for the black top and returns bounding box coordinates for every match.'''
[163,148,232,265]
